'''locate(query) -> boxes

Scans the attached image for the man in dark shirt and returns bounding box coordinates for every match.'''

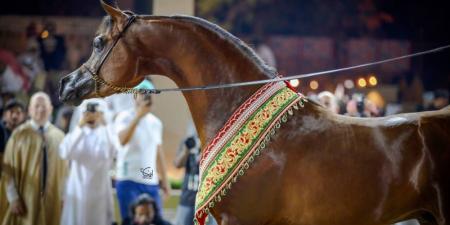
[173,135,217,225]
[173,135,200,225]
[0,99,26,161]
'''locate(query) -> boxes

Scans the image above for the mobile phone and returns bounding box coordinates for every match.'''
[86,102,99,113]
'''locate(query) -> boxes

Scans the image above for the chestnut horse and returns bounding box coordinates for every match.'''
[59,1,450,224]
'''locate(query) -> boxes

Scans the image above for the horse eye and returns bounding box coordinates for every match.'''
[93,36,104,51]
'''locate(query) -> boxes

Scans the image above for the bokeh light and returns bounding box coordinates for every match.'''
[368,75,377,86]
[310,80,319,90]
[357,78,367,88]
[289,79,300,87]
[344,79,354,89]
[41,30,49,39]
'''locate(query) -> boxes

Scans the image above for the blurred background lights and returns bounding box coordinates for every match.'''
[368,75,378,86]
[358,78,367,88]
[309,80,319,90]
[344,79,354,89]
[289,79,300,87]
[41,30,49,39]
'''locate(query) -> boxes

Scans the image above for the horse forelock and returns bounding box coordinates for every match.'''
[96,16,113,36]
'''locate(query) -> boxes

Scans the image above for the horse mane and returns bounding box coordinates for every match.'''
[167,15,277,78]
[96,13,277,78]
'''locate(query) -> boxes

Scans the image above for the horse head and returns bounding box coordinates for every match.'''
[59,0,277,106]
[59,0,145,105]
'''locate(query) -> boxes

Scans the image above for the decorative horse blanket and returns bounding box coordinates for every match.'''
[194,81,307,225]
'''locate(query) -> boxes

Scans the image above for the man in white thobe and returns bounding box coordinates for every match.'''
[59,99,117,225]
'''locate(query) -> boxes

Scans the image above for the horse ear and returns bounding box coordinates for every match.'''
[100,0,126,24]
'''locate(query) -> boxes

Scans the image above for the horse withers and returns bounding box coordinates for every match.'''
[59,1,450,224]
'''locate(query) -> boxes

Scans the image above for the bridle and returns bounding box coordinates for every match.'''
[82,14,156,97]
[80,12,450,96]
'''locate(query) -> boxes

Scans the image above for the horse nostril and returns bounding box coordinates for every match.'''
[59,75,76,100]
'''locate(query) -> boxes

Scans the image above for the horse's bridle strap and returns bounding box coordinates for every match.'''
[84,14,151,97]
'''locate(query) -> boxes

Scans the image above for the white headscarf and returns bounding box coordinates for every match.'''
[68,98,113,132]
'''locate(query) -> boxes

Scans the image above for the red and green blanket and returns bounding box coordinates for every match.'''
[194,81,306,225]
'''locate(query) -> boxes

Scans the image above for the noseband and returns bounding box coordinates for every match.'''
[82,14,158,97]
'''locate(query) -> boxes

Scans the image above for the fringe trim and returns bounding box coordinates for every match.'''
[194,96,308,225]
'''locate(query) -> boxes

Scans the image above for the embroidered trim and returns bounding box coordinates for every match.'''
[194,82,307,225]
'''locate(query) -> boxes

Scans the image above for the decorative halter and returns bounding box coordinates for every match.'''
[82,14,161,98]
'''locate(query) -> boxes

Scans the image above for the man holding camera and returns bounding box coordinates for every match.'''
[59,99,117,225]
[114,80,170,223]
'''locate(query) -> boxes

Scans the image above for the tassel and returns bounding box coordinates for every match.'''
[282,113,288,122]
[299,101,304,107]
[270,128,276,136]
[288,108,293,115]
[275,121,281,129]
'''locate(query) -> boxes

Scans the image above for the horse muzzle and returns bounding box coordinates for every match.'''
[59,70,94,106]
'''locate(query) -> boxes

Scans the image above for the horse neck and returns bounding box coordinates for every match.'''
[133,17,275,142]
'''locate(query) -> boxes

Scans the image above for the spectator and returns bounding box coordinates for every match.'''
[345,99,361,117]
[1,99,26,155]
[18,39,45,84]
[37,21,67,71]
[123,194,171,225]
[54,105,74,134]
[174,134,201,225]
[427,89,449,110]
[318,91,339,113]
[173,124,217,225]
[0,92,68,225]
[114,80,170,223]
[0,49,30,92]
[59,99,117,225]
[0,99,26,221]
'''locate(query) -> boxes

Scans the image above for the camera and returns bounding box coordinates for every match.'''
[86,102,99,113]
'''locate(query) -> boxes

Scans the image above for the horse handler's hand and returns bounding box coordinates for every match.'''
[10,198,26,216]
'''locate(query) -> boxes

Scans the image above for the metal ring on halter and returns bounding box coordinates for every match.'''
[82,63,138,97]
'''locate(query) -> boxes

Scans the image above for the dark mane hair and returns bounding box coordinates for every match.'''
[96,12,277,78]
[168,15,277,78]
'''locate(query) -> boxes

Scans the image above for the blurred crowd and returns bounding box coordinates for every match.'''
[305,86,449,119]
[1,20,91,110]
